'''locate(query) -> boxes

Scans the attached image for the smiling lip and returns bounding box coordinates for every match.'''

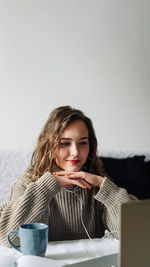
[68,160,80,165]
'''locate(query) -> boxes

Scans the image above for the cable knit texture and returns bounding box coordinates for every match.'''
[0,171,137,247]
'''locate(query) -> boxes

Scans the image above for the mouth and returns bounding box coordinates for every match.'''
[67,160,81,165]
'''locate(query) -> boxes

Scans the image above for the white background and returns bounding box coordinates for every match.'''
[0,0,150,154]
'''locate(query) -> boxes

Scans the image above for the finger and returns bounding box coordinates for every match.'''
[54,174,87,189]
[53,171,81,176]
[66,172,86,180]
[71,179,92,190]
[67,174,93,189]
[53,172,67,176]
[69,179,86,189]
[79,179,92,190]
[64,178,86,189]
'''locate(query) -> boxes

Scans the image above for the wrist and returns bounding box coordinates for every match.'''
[98,176,105,188]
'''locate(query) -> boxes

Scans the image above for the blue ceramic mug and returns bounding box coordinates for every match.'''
[7,223,48,256]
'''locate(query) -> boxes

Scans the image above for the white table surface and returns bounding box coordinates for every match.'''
[0,236,119,266]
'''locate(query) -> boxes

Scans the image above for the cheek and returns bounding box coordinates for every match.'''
[82,146,89,160]
[85,145,90,156]
[55,149,68,163]
[55,149,61,165]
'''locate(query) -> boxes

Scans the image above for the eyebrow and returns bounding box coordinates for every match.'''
[60,137,89,141]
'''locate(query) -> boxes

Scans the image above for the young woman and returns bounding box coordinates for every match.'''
[0,106,137,246]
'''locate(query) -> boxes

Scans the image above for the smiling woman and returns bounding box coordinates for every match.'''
[0,105,138,247]
[54,120,104,189]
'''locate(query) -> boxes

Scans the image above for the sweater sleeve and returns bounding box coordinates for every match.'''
[94,177,138,239]
[0,171,60,247]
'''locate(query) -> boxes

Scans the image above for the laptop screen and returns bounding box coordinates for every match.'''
[120,199,150,267]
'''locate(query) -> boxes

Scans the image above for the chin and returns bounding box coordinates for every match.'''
[65,166,81,172]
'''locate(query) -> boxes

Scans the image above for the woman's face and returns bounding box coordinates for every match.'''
[55,120,90,172]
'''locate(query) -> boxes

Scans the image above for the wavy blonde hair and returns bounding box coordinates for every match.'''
[28,106,106,181]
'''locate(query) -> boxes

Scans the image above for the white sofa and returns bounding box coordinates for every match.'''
[0,149,32,204]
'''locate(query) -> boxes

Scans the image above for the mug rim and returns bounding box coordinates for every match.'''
[20,223,48,230]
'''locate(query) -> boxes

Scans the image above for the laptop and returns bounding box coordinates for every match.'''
[119,198,150,267]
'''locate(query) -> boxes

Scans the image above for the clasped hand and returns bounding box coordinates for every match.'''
[53,171,105,189]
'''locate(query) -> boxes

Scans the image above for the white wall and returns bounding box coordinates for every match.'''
[0,0,150,155]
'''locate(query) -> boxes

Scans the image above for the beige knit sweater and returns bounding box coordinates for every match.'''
[0,172,137,247]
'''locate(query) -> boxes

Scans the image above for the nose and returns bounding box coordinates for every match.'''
[71,143,79,157]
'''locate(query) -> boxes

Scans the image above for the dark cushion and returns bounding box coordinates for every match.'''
[101,156,150,200]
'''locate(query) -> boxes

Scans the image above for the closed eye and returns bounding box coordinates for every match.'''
[60,142,70,146]
[79,142,88,145]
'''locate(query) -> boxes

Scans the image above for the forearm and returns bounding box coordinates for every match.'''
[0,172,60,246]
[94,177,138,239]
